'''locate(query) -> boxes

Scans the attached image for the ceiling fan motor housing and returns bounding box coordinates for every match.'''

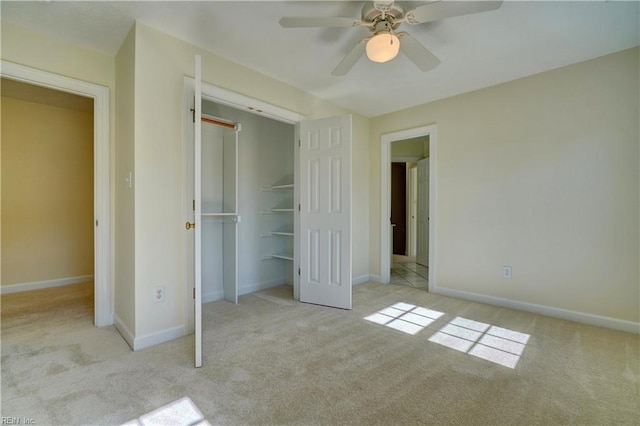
[373,1,395,12]
[362,1,405,30]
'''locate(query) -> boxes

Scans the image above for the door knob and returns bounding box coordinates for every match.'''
[185,221,196,230]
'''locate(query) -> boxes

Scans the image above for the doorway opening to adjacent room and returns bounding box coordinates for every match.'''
[381,125,436,290]
[0,62,111,327]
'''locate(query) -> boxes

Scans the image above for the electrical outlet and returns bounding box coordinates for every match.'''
[153,285,165,303]
[502,266,512,279]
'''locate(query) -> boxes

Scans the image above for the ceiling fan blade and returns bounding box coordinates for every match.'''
[279,17,365,28]
[332,39,368,76]
[405,1,503,25]
[398,32,440,72]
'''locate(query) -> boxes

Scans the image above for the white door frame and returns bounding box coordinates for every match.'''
[1,61,112,326]
[182,77,304,334]
[380,125,437,289]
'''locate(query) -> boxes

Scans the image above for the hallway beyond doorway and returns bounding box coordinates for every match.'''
[391,255,428,290]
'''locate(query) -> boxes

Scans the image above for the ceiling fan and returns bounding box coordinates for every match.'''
[279,1,503,76]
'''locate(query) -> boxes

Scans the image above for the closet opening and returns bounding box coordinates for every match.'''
[185,75,353,357]
[205,99,295,302]
[185,95,298,323]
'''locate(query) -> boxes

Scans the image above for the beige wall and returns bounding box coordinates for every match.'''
[1,22,117,299]
[370,47,639,323]
[1,21,370,346]
[1,96,94,285]
[1,23,115,89]
[391,138,428,158]
[8,17,633,340]
[114,26,136,336]
[130,23,370,341]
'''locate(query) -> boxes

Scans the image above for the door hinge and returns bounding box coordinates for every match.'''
[298,204,301,212]
[191,106,195,123]
[298,268,301,276]
[95,220,99,227]
[193,288,195,299]
[192,199,195,211]
[298,139,301,147]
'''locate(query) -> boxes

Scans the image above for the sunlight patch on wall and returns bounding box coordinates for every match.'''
[364,302,445,335]
[428,317,530,369]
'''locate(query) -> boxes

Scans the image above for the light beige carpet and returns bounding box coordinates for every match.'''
[1,282,639,425]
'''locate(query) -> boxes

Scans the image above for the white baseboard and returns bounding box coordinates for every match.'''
[133,325,186,351]
[202,290,224,304]
[206,276,379,301]
[202,279,289,304]
[371,275,385,284]
[115,314,187,352]
[239,278,288,296]
[1,275,94,294]
[114,314,135,350]
[431,284,640,334]
[353,275,378,285]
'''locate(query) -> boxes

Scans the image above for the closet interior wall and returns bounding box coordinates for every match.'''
[201,100,294,302]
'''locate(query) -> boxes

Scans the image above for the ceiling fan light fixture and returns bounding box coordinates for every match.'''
[366,32,400,63]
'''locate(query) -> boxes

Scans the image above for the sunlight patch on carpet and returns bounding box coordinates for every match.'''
[122,396,210,426]
[428,317,530,369]
[364,302,444,335]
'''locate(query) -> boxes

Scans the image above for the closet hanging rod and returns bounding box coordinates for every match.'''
[191,109,239,130]
[202,116,237,129]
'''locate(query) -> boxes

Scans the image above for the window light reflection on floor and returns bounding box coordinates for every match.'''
[364,302,445,335]
[428,317,530,369]
[123,396,210,426]
[364,304,530,369]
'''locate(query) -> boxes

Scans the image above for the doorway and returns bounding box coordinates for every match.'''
[380,125,437,289]
[391,162,408,256]
[388,139,429,289]
[1,61,112,327]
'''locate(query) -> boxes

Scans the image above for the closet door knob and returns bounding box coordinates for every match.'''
[185,221,196,230]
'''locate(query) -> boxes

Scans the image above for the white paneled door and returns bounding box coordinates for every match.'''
[416,158,429,267]
[299,115,352,310]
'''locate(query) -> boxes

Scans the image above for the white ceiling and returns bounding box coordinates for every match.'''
[2,1,638,117]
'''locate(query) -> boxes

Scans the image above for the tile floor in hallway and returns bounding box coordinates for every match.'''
[390,260,428,289]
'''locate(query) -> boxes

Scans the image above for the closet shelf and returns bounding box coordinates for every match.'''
[202,213,240,222]
[261,184,294,191]
[271,253,294,261]
[261,209,294,214]
[260,231,294,238]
